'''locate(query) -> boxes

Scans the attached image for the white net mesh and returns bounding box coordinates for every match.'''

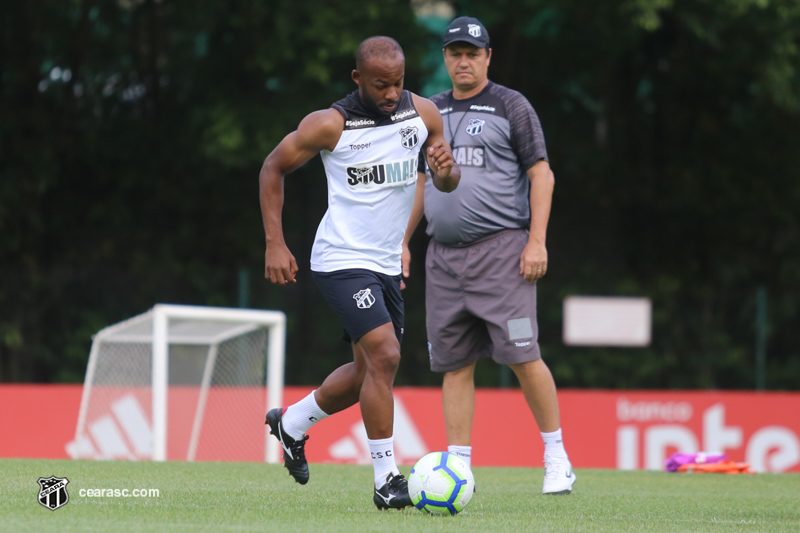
[67,308,279,462]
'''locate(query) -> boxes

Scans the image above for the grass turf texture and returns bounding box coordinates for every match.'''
[2,458,798,532]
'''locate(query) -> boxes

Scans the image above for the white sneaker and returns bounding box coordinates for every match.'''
[542,454,576,495]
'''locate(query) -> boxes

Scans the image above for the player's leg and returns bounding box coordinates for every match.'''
[314,344,367,414]
[354,273,413,510]
[357,321,401,439]
[266,358,365,485]
[266,269,380,485]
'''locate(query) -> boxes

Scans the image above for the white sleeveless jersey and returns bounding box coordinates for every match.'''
[311,90,428,275]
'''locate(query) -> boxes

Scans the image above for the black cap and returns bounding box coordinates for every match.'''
[443,16,490,48]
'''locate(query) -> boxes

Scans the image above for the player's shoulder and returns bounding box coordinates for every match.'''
[416,91,452,118]
[297,108,344,148]
[410,92,445,125]
[300,108,344,132]
[410,92,439,112]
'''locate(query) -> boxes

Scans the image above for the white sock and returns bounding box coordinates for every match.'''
[368,436,400,487]
[542,428,568,460]
[448,445,472,468]
[282,391,330,440]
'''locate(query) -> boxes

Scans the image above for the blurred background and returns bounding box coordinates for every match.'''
[2,0,798,391]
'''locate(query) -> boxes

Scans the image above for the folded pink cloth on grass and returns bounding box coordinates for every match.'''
[665,452,727,472]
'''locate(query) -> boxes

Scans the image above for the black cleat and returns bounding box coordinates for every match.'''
[266,407,309,485]
[373,473,412,510]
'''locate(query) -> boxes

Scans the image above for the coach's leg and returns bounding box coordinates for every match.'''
[511,359,575,494]
[510,359,560,432]
[442,362,476,445]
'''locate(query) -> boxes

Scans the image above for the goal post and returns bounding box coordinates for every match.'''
[68,304,286,463]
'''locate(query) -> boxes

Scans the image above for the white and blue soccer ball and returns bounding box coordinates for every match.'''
[408,451,475,515]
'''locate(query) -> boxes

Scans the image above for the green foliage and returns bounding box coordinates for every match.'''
[1,1,798,389]
[0,0,429,384]
[452,0,800,390]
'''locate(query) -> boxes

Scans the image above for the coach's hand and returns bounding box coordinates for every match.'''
[520,241,547,283]
[265,243,298,285]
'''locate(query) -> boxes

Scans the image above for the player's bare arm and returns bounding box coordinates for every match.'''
[259,109,344,285]
[413,94,460,192]
[401,171,428,285]
[520,159,554,283]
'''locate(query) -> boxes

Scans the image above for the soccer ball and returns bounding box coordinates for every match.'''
[408,451,475,515]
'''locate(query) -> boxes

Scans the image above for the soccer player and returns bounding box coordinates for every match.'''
[403,17,576,495]
[259,36,460,510]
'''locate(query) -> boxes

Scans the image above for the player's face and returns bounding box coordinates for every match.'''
[352,56,405,115]
[444,43,492,93]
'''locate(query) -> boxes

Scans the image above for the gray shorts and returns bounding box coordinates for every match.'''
[425,229,542,372]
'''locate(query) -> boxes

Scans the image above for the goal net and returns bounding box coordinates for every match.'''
[66,304,285,463]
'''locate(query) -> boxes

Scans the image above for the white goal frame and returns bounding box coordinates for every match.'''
[74,304,286,463]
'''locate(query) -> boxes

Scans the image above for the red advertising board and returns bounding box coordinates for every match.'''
[1,385,798,472]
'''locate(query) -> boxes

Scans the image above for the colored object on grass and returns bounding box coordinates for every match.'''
[677,460,752,474]
[665,452,727,472]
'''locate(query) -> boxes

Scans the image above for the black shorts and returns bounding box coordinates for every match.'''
[311,268,404,344]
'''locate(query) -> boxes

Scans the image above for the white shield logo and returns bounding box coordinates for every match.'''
[38,476,70,511]
[399,126,419,149]
[468,24,482,38]
[466,118,485,136]
[353,288,376,309]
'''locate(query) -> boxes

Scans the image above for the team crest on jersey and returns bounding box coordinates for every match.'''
[353,288,375,309]
[466,118,485,136]
[399,126,419,149]
[38,476,70,511]
[468,24,482,38]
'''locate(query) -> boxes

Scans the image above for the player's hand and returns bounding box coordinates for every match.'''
[520,241,547,283]
[265,243,298,285]
[427,140,455,178]
[401,243,412,290]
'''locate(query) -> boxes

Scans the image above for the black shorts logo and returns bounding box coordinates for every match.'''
[353,288,376,309]
[38,476,70,511]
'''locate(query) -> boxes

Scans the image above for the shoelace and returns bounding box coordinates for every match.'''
[543,459,563,481]
[388,474,408,491]
[290,435,309,461]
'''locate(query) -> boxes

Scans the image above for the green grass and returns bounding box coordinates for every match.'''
[2,458,799,532]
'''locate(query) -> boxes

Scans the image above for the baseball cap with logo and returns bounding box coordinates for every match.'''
[443,16,490,48]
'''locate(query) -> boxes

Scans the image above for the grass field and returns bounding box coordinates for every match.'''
[2,458,798,532]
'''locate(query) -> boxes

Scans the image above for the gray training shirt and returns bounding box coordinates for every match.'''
[420,81,548,245]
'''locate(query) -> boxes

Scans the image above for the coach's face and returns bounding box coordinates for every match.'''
[444,43,492,94]
[352,55,405,115]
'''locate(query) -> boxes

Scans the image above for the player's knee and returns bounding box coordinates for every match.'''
[368,345,401,376]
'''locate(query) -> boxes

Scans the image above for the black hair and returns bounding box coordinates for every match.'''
[356,36,404,71]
